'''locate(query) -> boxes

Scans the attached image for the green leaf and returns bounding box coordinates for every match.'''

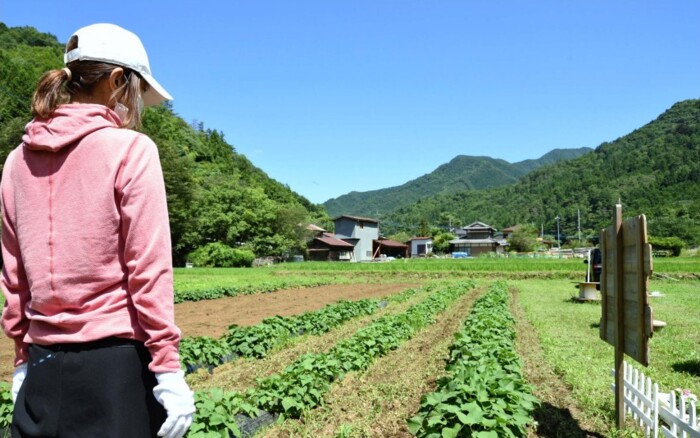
[475,431,499,438]
[511,413,532,425]
[441,424,462,438]
[209,413,226,426]
[462,407,484,425]
[227,422,242,438]
[281,397,299,412]
[406,416,423,435]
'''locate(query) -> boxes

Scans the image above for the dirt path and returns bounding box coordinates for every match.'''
[0,283,417,382]
[510,289,606,438]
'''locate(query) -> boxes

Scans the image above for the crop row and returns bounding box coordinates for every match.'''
[407,280,538,438]
[0,285,428,429]
[181,297,380,373]
[180,284,431,374]
[174,277,338,303]
[187,280,477,437]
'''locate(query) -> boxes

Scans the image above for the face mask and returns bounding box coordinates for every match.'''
[114,95,144,129]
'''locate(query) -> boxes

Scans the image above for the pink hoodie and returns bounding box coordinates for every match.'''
[1,104,181,372]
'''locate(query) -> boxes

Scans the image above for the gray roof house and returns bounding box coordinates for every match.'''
[450,221,507,256]
[333,215,379,262]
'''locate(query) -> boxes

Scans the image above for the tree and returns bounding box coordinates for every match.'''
[432,232,455,254]
[387,231,411,244]
[507,224,539,253]
[417,218,430,237]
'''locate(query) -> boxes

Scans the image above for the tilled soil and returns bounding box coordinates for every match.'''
[0,283,417,382]
[260,287,482,437]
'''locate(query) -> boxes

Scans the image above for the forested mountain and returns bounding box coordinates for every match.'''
[510,148,594,174]
[0,24,329,265]
[323,147,591,218]
[380,99,700,247]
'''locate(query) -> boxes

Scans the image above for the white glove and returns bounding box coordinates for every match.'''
[12,363,28,404]
[153,370,196,438]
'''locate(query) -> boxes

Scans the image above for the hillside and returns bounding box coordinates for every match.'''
[511,148,594,174]
[323,147,591,218]
[0,23,330,265]
[380,99,700,246]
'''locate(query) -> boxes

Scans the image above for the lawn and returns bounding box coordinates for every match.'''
[514,278,700,436]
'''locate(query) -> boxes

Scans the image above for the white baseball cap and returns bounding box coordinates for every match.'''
[64,23,172,106]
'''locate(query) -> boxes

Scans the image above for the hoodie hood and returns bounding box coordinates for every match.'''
[23,104,122,152]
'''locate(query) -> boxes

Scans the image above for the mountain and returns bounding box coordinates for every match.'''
[323,147,592,218]
[380,99,700,246]
[511,148,595,174]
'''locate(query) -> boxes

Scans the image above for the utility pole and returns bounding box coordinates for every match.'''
[555,216,561,249]
[578,209,581,242]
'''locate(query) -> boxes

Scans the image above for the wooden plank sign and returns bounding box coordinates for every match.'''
[599,205,654,366]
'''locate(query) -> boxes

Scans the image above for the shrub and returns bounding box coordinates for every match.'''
[188,242,255,267]
[649,236,685,257]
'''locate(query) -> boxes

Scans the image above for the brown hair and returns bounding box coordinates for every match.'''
[31,35,145,128]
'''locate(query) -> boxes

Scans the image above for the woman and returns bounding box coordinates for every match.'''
[1,23,195,437]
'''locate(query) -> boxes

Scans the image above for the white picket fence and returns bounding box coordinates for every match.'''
[612,361,700,437]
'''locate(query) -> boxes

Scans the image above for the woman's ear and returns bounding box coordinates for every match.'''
[108,67,125,92]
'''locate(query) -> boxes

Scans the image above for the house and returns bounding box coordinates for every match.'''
[449,221,508,256]
[501,226,517,240]
[333,215,379,262]
[307,232,355,261]
[409,237,433,258]
[372,237,409,259]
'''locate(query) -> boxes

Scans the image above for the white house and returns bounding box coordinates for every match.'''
[409,237,433,258]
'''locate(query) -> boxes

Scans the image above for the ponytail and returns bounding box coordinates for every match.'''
[31,68,71,119]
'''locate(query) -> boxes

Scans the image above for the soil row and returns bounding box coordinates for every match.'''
[0,283,419,382]
[259,287,483,437]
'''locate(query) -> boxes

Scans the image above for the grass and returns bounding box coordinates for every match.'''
[514,278,700,436]
[172,256,700,287]
[273,257,586,274]
[172,266,387,292]
[511,289,606,437]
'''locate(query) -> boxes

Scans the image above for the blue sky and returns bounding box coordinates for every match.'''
[2,1,699,204]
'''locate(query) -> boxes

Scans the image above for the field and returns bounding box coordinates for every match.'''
[0,256,698,437]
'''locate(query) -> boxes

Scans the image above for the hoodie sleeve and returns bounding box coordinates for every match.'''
[1,150,31,366]
[116,133,181,373]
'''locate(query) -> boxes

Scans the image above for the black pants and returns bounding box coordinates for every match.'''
[12,338,166,438]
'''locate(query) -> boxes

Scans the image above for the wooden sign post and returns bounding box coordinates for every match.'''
[599,204,654,431]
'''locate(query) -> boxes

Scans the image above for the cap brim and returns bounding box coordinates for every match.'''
[141,72,172,106]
